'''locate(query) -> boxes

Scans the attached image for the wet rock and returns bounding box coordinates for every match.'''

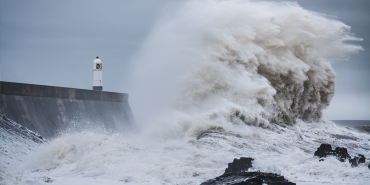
[314,144,333,158]
[314,144,351,162]
[349,154,366,167]
[225,157,254,173]
[200,157,296,185]
[201,172,295,185]
[333,147,352,162]
[314,144,368,169]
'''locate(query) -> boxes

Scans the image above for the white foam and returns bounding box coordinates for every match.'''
[3,121,369,185]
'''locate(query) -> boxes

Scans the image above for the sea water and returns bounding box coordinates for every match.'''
[1,119,369,185]
[333,120,370,134]
[1,1,369,184]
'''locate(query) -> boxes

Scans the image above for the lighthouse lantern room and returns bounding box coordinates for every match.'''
[93,56,103,91]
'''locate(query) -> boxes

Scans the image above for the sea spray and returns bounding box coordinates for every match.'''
[130,0,362,132]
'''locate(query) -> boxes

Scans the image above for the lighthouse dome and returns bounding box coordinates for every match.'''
[94,56,102,64]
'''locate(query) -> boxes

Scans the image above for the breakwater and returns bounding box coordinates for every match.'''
[0,81,134,139]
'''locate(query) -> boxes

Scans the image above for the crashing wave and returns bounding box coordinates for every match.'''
[0,114,43,175]
[0,114,44,143]
[131,0,362,127]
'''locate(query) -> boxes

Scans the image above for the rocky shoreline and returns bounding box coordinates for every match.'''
[200,157,295,185]
[201,144,369,185]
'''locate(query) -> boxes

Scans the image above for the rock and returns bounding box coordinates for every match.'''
[225,157,253,174]
[314,144,333,158]
[201,172,295,185]
[200,157,296,185]
[349,154,366,167]
[314,144,368,169]
[314,144,351,162]
[333,147,351,162]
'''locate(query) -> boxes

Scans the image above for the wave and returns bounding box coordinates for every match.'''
[130,0,362,130]
[0,114,43,175]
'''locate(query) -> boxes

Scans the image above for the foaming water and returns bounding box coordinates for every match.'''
[1,0,368,184]
[3,121,370,184]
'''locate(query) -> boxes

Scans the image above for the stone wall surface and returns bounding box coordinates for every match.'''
[0,81,134,139]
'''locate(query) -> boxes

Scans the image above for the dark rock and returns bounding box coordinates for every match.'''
[358,154,366,163]
[314,144,333,158]
[368,163,370,170]
[200,157,296,185]
[314,144,368,169]
[201,172,295,185]
[225,157,254,174]
[243,177,263,185]
[314,144,350,162]
[333,147,351,162]
[349,154,366,167]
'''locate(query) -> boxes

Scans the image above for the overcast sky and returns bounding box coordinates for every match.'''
[1,0,369,120]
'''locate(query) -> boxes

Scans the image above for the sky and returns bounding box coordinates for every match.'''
[0,0,369,120]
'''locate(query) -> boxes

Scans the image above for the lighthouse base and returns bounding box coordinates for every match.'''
[93,86,103,91]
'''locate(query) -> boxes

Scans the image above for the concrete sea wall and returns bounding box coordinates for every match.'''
[0,81,134,139]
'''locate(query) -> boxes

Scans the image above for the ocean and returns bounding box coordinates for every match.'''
[1,1,369,184]
[332,120,370,134]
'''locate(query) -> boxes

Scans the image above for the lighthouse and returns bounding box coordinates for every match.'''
[93,56,103,91]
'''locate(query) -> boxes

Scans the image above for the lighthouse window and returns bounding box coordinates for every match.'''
[96,64,102,69]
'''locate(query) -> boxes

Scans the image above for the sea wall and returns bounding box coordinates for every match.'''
[0,81,134,139]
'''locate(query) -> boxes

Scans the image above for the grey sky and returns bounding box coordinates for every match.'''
[1,0,369,120]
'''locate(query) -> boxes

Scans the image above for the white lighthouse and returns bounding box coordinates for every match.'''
[93,56,103,91]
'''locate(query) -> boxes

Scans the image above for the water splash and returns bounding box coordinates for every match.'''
[130,0,362,130]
